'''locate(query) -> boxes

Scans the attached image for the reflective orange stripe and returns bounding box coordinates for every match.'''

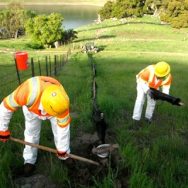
[3,76,69,117]
[0,130,10,136]
[137,65,172,89]
[138,67,151,82]
[57,109,69,118]
[137,65,154,82]
[3,76,65,116]
[3,81,29,111]
[57,109,71,128]
[3,98,17,111]
[161,75,172,86]
[57,117,71,128]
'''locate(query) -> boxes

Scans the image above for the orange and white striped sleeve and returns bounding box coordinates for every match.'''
[0,77,41,131]
[0,79,30,131]
[3,77,41,111]
[3,82,29,111]
[56,109,71,128]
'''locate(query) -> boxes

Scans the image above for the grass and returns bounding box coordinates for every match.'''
[0,15,188,187]
[92,52,188,187]
[74,15,188,187]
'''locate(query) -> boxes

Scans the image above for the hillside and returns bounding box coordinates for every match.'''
[0,15,188,187]
[73,16,188,187]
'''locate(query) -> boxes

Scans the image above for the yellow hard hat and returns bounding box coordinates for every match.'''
[41,85,69,117]
[154,61,170,78]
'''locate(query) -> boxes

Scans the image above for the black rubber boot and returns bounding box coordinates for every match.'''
[145,118,152,124]
[12,163,36,178]
[23,163,36,177]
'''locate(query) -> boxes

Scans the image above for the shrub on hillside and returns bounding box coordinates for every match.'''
[99,0,146,20]
[171,12,188,28]
[160,0,188,28]
[99,0,188,28]
[99,1,115,20]
[60,29,78,45]
[25,13,64,48]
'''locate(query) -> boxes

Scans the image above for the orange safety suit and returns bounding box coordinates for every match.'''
[132,65,172,121]
[0,76,71,164]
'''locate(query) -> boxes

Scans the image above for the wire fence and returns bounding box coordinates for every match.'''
[0,49,71,100]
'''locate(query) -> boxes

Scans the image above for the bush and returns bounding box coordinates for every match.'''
[160,0,188,28]
[99,0,145,20]
[99,1,115,20]
[171,12,188,28]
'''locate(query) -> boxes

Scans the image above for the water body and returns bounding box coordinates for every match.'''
[0,5,100,29]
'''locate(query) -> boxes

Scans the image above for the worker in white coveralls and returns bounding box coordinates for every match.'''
[132,61,172,125]
[0,76,71,176]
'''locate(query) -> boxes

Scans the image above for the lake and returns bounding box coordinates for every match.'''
[0,4,100,29]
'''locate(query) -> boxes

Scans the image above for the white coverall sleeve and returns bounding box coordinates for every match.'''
[50,117,70,153]
[162,85,170,95]
[0,102,13,131]
[56,124,70,153]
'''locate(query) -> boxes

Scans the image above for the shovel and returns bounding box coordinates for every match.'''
[10,136,100,166]
[92,144,119,158]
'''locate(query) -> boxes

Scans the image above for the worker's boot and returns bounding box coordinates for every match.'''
[12,163,36,178]
[145,118,152,124]
[23,163,36,177]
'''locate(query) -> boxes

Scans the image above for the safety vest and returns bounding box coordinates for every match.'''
[137,65,172,89]
[3,76,71,128]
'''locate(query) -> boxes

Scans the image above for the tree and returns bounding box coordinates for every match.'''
[25,13,64,48]
[160,0,188,28]
[0,2,26,39]
[99,1,115,20]
[99,0,146,20]
[61,29,78,44]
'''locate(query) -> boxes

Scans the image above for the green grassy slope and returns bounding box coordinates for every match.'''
[73,15,188,187]
[0,15,188,187]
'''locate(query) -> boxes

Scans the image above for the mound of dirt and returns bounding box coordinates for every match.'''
[14,174,57,188]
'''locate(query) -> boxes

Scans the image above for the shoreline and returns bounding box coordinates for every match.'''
[0,2,104,7]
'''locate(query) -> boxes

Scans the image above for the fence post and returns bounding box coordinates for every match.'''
[14,58,21,85]
[45,56,48,76]
[31,57,35,77]
[54,55,57,76]
[49,56,52,76]
[57,55,59,71]
[62,54,65,66]
[38,61,41,76]
[60,55,63,68]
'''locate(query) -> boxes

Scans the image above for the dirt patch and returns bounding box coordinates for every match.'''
[14,174,57,188]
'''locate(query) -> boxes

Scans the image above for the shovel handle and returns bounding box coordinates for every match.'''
[10,136,99,166]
